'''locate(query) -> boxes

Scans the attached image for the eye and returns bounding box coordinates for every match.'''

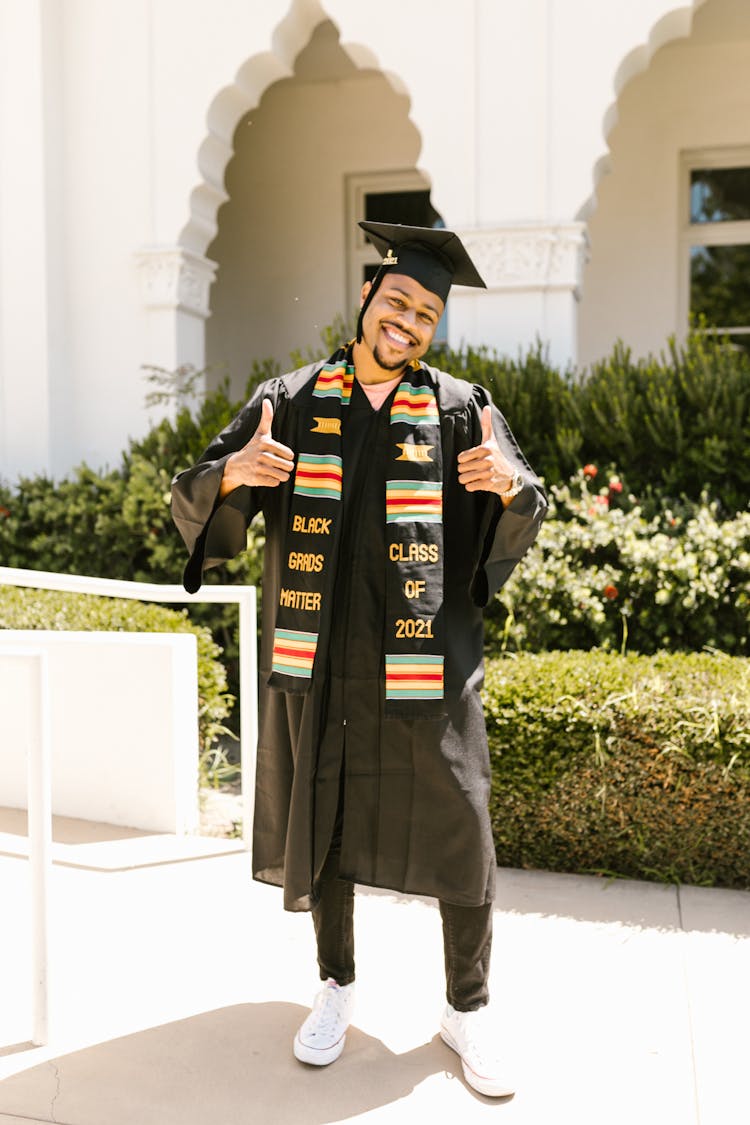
[419,312,435,325]
[389,296,405,309]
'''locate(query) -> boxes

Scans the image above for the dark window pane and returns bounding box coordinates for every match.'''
[690,243,750,333]
[363,190,440,235]
[690,167,750,223]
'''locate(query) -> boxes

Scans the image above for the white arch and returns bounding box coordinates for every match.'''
[178,0,428,258]
[580,0,710,220]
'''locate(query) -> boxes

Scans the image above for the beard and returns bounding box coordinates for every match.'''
[371,342,410,372]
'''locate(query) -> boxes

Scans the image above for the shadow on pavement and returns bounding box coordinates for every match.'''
[0,1002,478,1125]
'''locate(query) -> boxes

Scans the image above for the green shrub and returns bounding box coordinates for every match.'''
[484,650,750,888]
[429,329,750,514]
[487,467,750,655]
[0,586,234,784]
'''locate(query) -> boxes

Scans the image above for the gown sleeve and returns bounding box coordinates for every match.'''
[467,384,548,607]
[170,379,285,593]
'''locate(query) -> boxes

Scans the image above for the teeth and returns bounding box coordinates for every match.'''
[385,326,410,345]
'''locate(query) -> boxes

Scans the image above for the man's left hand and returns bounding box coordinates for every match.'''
[457,405,518,502]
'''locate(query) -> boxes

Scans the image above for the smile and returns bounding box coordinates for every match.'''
[382,323,416,348]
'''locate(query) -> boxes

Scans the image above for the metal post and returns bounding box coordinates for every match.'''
[239,587,258,853]
[27,650,52,1046]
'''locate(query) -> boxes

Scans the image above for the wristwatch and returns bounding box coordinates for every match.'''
[499,469,524,502]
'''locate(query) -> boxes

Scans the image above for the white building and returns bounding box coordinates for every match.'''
[1,0,748,480]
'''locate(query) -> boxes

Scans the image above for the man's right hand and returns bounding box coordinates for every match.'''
[219,399,295,498]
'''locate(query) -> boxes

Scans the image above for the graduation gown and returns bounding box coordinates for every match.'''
[171,360,547,911]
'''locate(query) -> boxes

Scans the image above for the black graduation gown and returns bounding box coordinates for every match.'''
[171,360,547,911]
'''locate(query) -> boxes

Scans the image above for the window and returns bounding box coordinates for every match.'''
[346,172,447,345]
[680,149,750,352]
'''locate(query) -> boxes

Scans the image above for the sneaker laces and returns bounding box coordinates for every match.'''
[307,985,346,1037]
[453,1008,502,1072]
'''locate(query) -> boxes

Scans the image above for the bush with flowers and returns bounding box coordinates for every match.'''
[486,464,750,655]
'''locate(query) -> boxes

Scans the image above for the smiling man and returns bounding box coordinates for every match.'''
[171,222,547,1098]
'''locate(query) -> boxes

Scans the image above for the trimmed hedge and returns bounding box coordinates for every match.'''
[0,586,234,782]
[485,649,750,888]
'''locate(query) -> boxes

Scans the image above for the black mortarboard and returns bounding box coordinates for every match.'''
[356,221,486,342]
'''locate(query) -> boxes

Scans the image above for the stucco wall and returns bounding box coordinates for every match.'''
[205,25,423,392]
[0,0,718,480]
[578,21,750,366]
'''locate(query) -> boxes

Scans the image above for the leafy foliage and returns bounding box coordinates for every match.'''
[485,650,750,887]
[488,467,750,655]
[427,328,750,514]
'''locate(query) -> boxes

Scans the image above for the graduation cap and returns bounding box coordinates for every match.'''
[356,221,486,342]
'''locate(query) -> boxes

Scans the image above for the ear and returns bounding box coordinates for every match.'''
[359,280,372,308]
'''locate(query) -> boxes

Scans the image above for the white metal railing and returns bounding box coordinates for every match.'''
[0,566,258,848]
[0,646,52,1046]
[1,566,257,1045]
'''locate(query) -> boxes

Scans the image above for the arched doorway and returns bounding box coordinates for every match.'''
[204,20,440,397]
[577,0,750,365]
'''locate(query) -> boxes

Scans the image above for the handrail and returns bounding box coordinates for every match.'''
[0,646,52,1045]
[0,566,258,850]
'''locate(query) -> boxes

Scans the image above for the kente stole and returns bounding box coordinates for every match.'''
[268,351,445,717]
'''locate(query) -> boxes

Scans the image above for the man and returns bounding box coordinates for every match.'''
[172,222,547,1098]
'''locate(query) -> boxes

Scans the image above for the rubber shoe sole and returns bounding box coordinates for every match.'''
[439,1025,515,1098]
[293,1029,347,1066]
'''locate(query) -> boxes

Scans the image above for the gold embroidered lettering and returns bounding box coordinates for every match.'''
[404,579,426,599]
[388,542,439,563]
[311,417,341,435]
[395,443,434,463]
[395,617,434,639]
[279,588,322,611]
[287,552,325,573]
[292,515,332,535]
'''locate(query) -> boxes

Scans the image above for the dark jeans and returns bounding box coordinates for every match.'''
[312,832,493,1012]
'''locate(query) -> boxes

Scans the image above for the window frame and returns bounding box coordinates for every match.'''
[345,169,434,314]
[678,146,750,341]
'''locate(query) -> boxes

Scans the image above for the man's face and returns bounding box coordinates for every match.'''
[359,273,445,372]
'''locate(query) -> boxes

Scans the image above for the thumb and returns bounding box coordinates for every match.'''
[256,397,273,437]
[480,404,493,444]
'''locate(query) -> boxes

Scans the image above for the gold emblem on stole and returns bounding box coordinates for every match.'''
[311,417,342,435]
[395,443,434,463]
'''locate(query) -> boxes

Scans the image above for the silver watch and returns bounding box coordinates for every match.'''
[500,469,523,501]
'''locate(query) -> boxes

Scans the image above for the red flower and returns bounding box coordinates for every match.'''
[583,464,597,479]
[608,479,623,493]
[0,506,9,518]
[604,584,618,600]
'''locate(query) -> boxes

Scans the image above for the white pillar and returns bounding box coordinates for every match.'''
[449,223,589,371]
[0,0,64,481]
[134,247,217,403]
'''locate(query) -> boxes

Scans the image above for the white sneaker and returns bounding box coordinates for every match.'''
[293,979,355,1066]
[440,1004,515,1097]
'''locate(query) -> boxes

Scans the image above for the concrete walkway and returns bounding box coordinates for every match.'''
[0,813,748,1125]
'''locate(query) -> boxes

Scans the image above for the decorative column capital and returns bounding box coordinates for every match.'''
[455,223,589,296]
[134,247,217,318]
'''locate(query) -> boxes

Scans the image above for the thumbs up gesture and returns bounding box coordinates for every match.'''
[220,398,295,497]
[457,405,517,502]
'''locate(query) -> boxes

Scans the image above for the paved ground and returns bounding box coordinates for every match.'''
[1,811,748,1125]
